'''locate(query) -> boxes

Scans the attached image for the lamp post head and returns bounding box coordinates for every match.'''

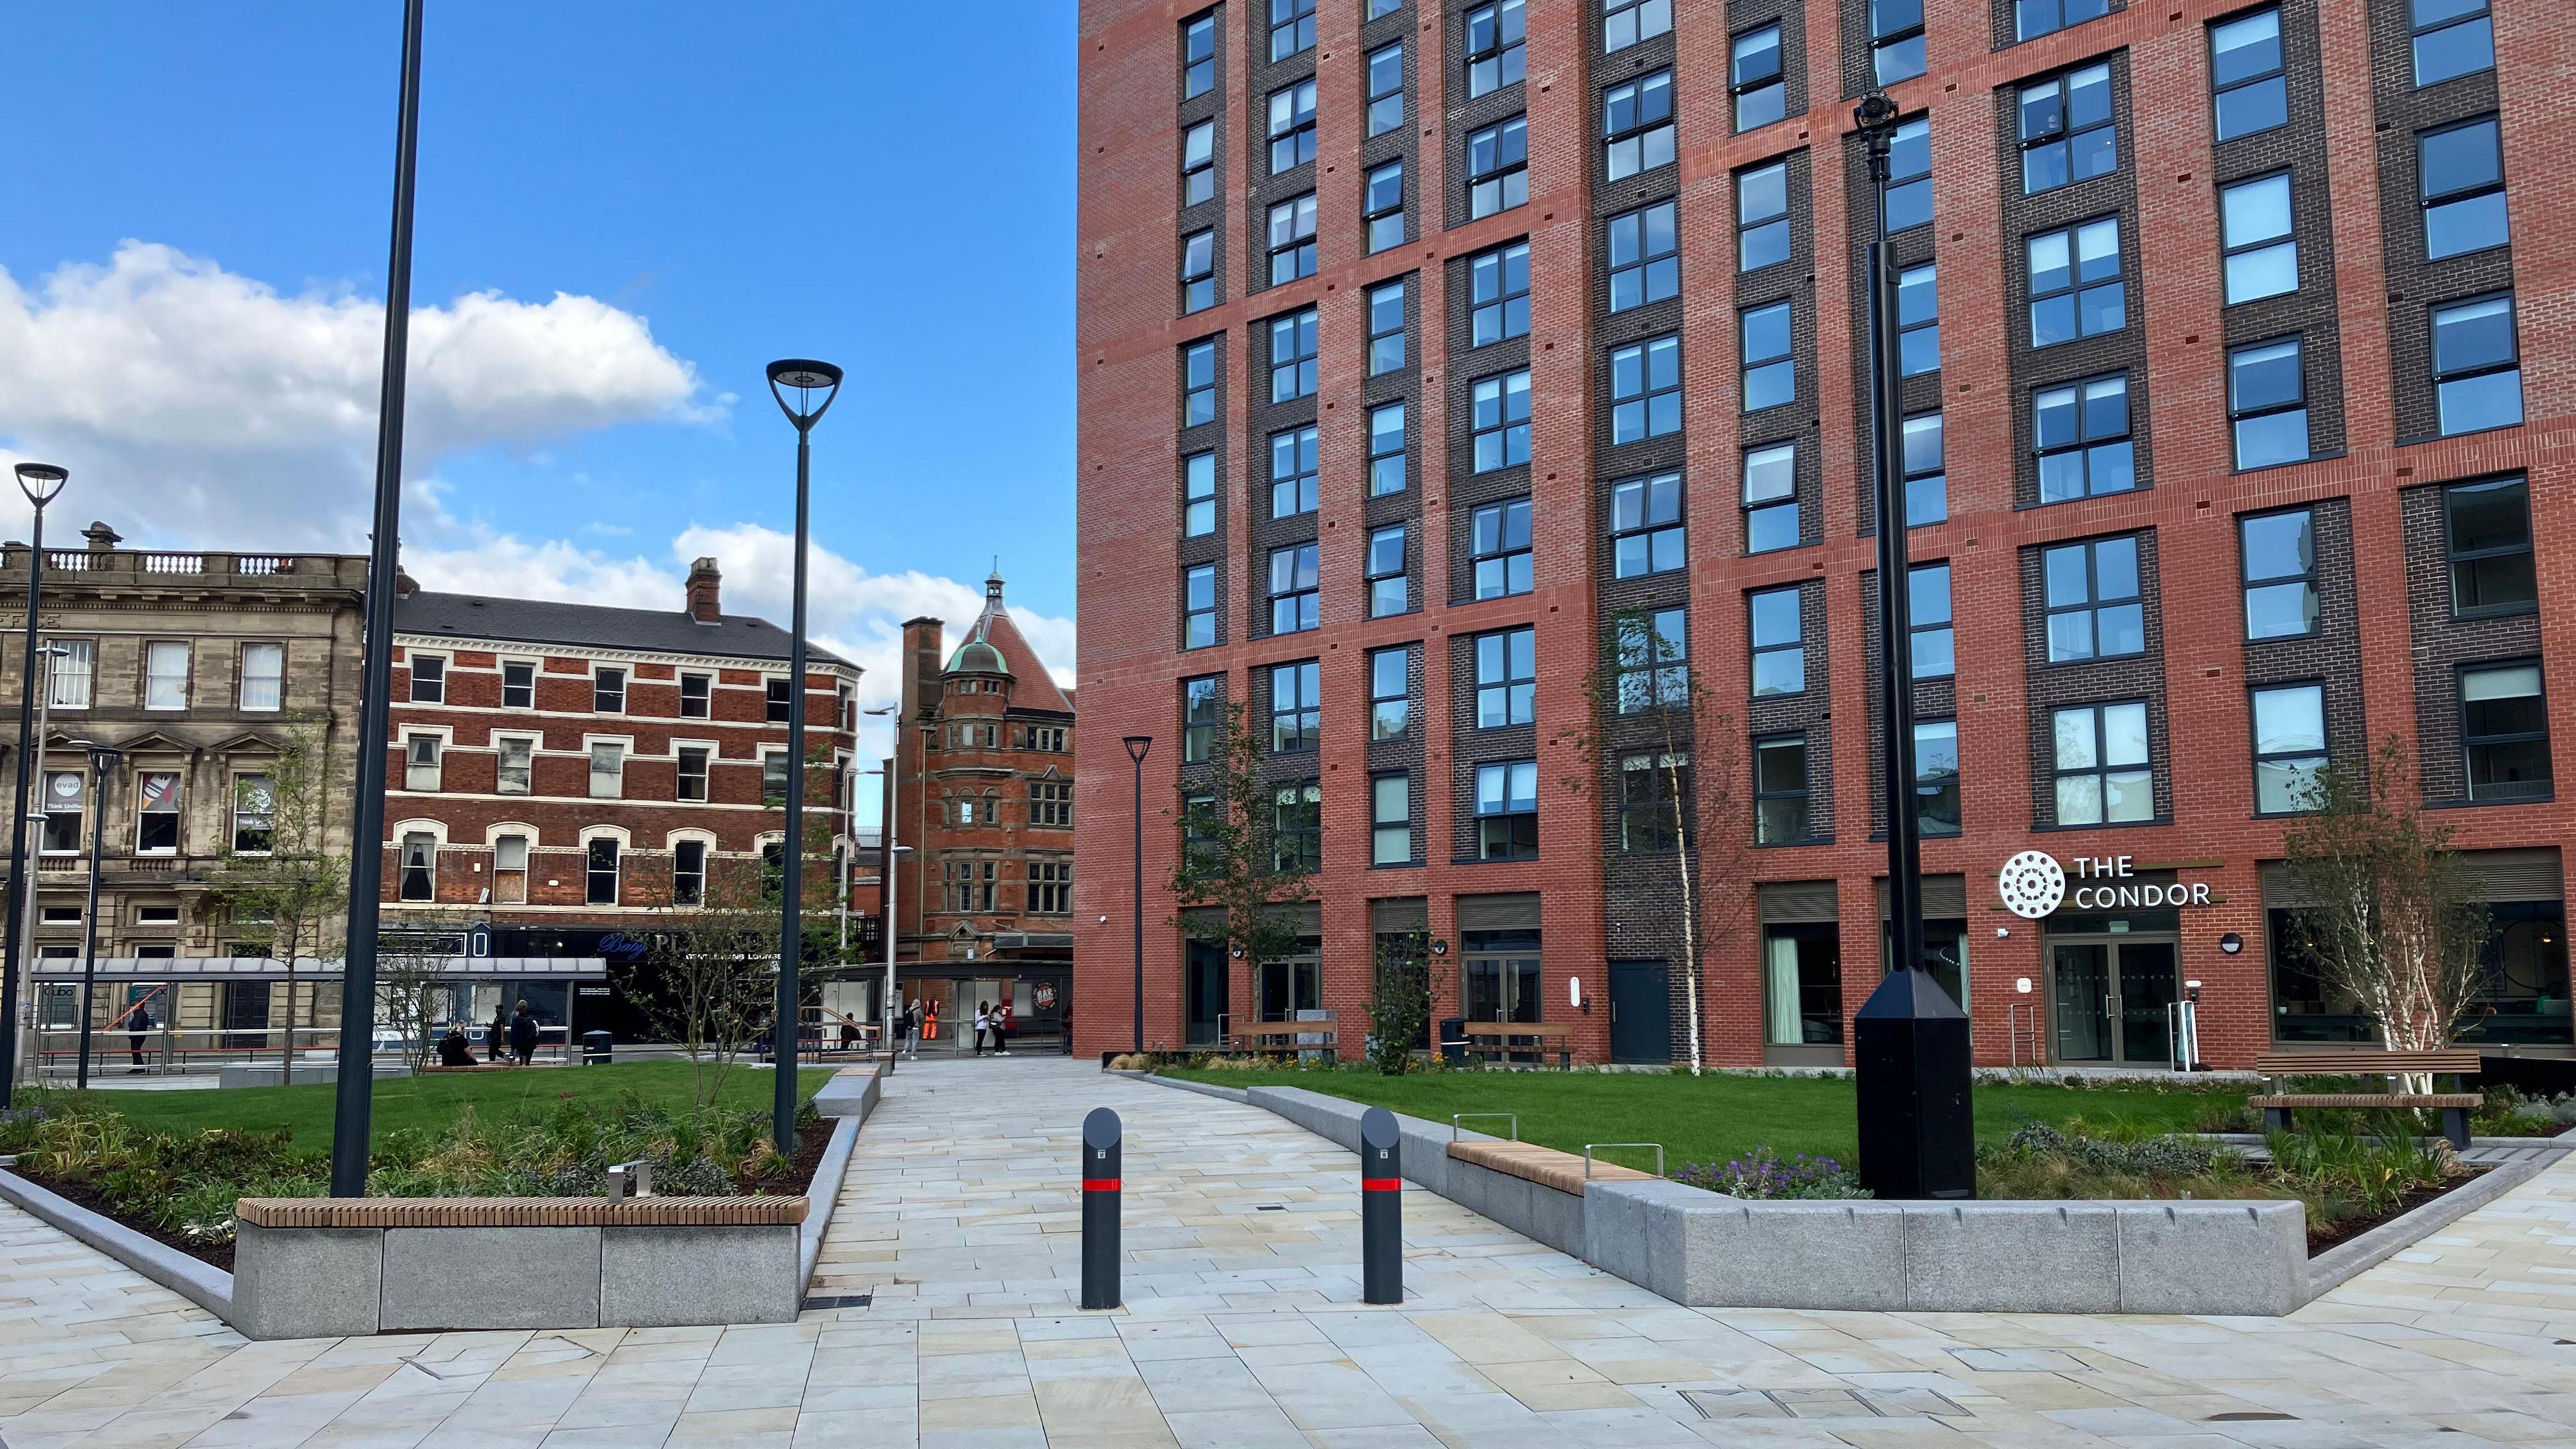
[765,358,845,430]
[1853,93,1899,133]
[13,462,67,508]
[1123,735,1152,764]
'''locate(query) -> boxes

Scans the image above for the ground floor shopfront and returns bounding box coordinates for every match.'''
[1123,845,2569,1070]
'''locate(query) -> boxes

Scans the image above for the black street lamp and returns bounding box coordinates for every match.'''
[330,0,427,1198]
[1,461,68,1108]
[1851,92,1974,1201]
[1123,735,1150,1056]
[70,741,119,1090]
[765,358,843,1156]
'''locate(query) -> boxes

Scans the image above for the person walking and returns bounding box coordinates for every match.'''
[125,1000,154,1074]
[486,1002,509,1063]
[989,999,1011,1057]
[508,1000,539,1065]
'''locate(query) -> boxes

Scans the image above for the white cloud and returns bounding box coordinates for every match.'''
[0,241,708,545]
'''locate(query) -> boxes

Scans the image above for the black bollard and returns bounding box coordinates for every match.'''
[1080,1106,1122,1309]
[1360,1106,1402,1305]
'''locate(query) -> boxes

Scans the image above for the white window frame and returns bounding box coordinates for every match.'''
[144,641,191,711]
[588,739,629,800]
[676,741,716,803]
[500,658,538,710]
[407,652,447,704]
[494,734,537,796]
[46,639,95,710]
[403,731,445,792]
[593,665,629,715]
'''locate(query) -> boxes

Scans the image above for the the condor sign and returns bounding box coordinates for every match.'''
[1997,851,2213,921]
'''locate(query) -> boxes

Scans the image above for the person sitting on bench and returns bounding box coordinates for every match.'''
[436,1026,476,1068]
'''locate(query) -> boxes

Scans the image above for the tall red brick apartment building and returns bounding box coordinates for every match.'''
[1073,0,2571,1067]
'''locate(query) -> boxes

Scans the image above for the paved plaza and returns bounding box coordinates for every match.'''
[3,1055,2575,1446]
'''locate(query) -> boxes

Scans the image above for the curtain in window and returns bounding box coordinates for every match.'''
[1765,932,1803,1045]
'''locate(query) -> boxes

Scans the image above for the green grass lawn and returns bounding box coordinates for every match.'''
[1161,1066,2237,1169]
[38,1061,835,1155]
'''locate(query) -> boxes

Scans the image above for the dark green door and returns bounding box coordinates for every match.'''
[1609,959,1670,1064]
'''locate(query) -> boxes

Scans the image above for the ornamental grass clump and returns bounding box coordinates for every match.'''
[1674,1145,1868,1199]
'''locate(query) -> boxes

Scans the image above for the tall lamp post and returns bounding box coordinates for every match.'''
[8,643,69,1093]
[1122,735,1150,1056]
[765,358,843,1155]
[1,462,68,1107]
[331,0,427,1199]
[1850,93,1972,1200]
[70,741,118,1090]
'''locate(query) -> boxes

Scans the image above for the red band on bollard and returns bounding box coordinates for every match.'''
[1361,1177,1401,1192]
[1083,1178,1121,1192]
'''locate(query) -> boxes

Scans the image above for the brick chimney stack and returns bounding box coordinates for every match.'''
[898,616,945,723]
[686,556,722,623]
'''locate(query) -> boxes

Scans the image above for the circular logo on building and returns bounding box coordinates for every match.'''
[1998,850,2068,920]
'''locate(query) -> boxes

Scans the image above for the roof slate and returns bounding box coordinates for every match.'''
[396,590,852,666]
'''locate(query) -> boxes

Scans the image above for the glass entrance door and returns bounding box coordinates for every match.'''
[2051,938,2179,1065]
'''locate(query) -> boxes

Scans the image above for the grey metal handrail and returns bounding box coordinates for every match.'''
[1451,1112,1518,1142]
[1585,1142,1666,1179]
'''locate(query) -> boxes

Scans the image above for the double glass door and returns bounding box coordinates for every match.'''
[2051,938,2179,1066]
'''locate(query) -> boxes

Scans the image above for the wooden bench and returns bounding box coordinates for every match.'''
[1447,1020,1574,1069]
[1234,1013,1339,1054]
[2249,1048,2484,1148]
[1446,1139,1658,1195]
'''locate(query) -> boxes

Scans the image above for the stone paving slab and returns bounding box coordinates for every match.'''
[6,1055,2576,1446]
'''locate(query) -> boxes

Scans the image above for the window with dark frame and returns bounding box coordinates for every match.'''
[2239,507,2318,639]
[1476,627,1536,728]
[1750,586,1805,696]
[1467,116,1529,217]
[1902,412,1946,526]
[2018,62,2113,194]
[1270,660,1322,752]
[1908,561,1953,679]
[1730,25,1783,132]
[1029,860,1073,912]
[1368,42,1405,136]
[2461,661,2549,802]
[1474,760,1540,860]
[1364,160,1405,252]
[1267,193,1318,284]
[1183,119,1216,205]
[1268,78,1317,174]
[2229,337,2310,468]
[2251,683,2327,814]
[673,840,707,906]
[2028,217,2124,345]
[1464,0,1525,97]
[2017,0,2108,42]
[1275,779,1324,871]
[1896,264,1939,376]
[1915,720,1961,835]
[1471,370,1532,470]
[2444,477,2537,616]
[1741,302,1794,411]
[1182,12,1216,97]
[1604,70,1675,180]
[1271,423,1320,517]
[1183,229,1216,312]
[38,771,81,854]
[2210,8,2286,141]
[2432,294,2522,436]
[400,833,435,902]
[1371,773,1413,865]
[767,677,794,722]
[1619,753,1691,852]
[136,771,179,853]
[1270,309,1318,400]
[2220,174,2296,305]
[2052,700,2153,824]
[1735,165,1786,272]
[1872,0,1925,83]
[1366,525,1409,617]
[1609,334,1682,443]
[1269,0,1316,61]
[1611,471,1684,578]
[1269,544,1320,633]
[1183,676,1222,761]
[1185,451,1218,535]
[586,838,620,906]
[1470,241,1530,345]
[2043,535,2145,663]
[1754,735,1809,843]
[1369,647,1410,739]
[2034,373,2135,501]
[1743,442,1798,553]
[1369,402,1407,496]
[593,667,626,714]
[1605,0,1670,52]
[1615,607,1687,714]
[1367,281,1406,376]
[1470,499,1534,598]
[1184,564,1218,648]
[1607,200,1682,313]
[1883,117,1931,231]
[2420,117,2508,260]
[2410,0,2492,87]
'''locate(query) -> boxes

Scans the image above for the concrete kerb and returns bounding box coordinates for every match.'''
[2305,1148,2555,1297]
[0,1167,233,1320]
[799,1114,861,1291]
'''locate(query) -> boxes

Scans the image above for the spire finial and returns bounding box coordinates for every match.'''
[985,561,1004,604]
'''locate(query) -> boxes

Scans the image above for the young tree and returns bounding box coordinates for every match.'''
[2283,737,2493,1087]
[377,912,472,1071]
[1366,929,1432,1075]
[204,715,347,1071]
[1169,702,1313,1046]
[622,853,780,1109]
[1556,606,1756,1075]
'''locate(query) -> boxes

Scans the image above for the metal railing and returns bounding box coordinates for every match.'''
[27,1022,573,1077]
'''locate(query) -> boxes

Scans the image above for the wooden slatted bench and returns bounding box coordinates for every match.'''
[2249,1048,2484,1148]
[1448,1020,1574,1069]
[1234,1013,1338,1054]
[1446,1139,1659,1195]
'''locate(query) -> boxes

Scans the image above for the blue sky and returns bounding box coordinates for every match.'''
[0,2,1079,735]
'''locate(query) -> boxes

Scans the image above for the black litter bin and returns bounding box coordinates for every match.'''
[1438,1016,1466,1065]
[582,1030,613,1065]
